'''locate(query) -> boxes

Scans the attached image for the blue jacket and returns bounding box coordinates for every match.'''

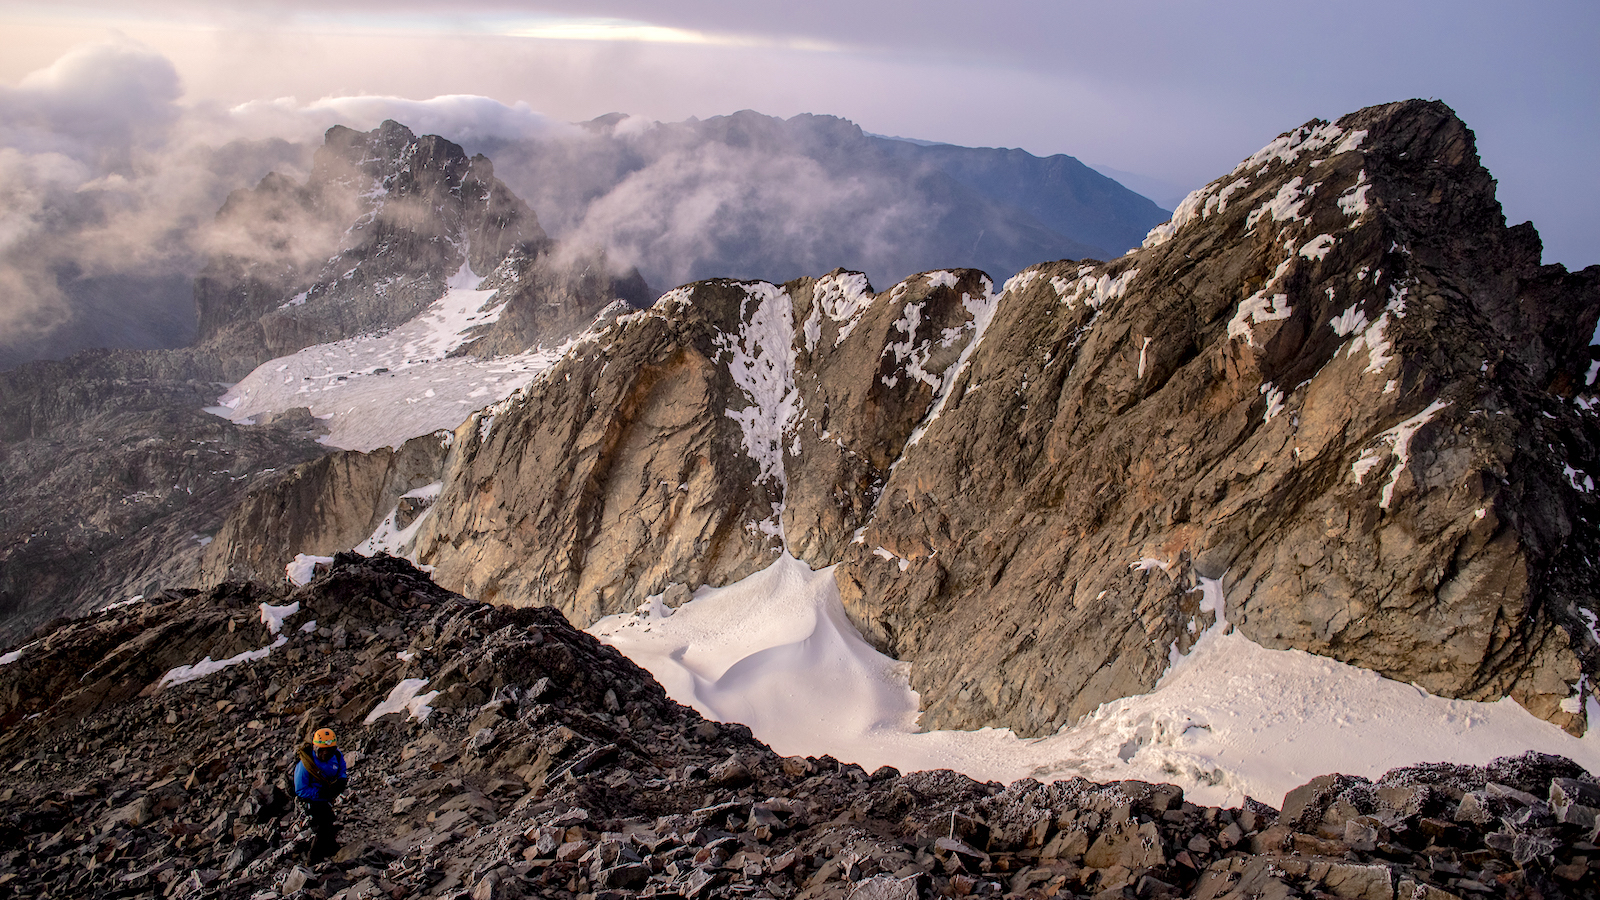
[293,746,348,802]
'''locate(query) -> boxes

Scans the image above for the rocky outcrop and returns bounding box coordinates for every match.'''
[0,554,1593,900]
[399,267,997,626]
[198,431,452,586]
[412,280,787,624]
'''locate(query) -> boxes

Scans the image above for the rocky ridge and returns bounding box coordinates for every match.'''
[834,100,1600,735]
[0,553,1595,900]
[202,101,1600,736]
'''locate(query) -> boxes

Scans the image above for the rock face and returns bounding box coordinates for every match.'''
[401,267,1000,625]
[0,554,1594,900]
[198,431,452,586]
[270,100,1596,738]
[835,100,1600,735]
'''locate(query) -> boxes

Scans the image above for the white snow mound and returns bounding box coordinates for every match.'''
[592,556,1600,807]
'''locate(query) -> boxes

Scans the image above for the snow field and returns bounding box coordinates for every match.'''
[591,554,1600,809]
[210,262,568,452]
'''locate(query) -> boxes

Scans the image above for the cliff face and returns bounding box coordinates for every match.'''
[198,432,451,586]
[198,101,1600,737]
[836,101,1600,736]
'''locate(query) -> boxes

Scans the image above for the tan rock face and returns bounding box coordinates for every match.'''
[836,100,1600,735]
[413,282,784,623]
[408,268,998,628]
[782,269,999,566]
[198,432,450,586]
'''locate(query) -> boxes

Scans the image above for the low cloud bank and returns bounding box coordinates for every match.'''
[1,40,1133,368]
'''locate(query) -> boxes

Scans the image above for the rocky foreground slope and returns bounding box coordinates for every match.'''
[0,554,1596,900]
[202,100,1600,737]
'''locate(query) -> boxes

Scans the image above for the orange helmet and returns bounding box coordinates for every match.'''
[312,728,337,747]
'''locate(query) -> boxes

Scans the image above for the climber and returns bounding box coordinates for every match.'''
[292,727,349,863]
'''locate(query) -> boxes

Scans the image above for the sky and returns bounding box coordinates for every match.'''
[0,1,1595,358]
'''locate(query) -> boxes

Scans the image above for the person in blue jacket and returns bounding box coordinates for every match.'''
[293,727,348,862]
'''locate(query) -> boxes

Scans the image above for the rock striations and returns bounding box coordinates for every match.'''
[203,101,1600,737]
[0,554,1595,900]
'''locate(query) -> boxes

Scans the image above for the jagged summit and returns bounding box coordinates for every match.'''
[194,120,549,374]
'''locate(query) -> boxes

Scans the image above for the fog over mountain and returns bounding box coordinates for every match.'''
[0,42,312,366]
[0,41,1164,370]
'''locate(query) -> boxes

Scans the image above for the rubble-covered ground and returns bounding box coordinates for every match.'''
[0,554,1595,900]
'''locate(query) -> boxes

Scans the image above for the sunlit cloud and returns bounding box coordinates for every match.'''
[490,15,842,52]
[25,6,850,53]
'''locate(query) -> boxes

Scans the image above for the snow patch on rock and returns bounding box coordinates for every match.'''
[1228,291,1292,347]
[158,636,288,689]
[364,677,439,724]
[1350,400,1451,508]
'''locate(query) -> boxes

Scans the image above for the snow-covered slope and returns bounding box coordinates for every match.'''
[209,264,575,451]
[593,555,1600,808]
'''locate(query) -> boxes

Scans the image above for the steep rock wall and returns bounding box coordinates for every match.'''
[835,100,1600,736]
[197,431,450,586]
[404,267,999,626]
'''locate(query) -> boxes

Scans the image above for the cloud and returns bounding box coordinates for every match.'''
[226,93,578,145]
[0,39,309,366]
[492,14,845,52]
[551,136,926,289]
[0,38,182,169]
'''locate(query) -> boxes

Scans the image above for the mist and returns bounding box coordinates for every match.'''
[0,40,312,368]
[0,40,1161,369]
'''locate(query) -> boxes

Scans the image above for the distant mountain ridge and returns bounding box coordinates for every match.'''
[0,111,1168,371]
[465,109,1170,289]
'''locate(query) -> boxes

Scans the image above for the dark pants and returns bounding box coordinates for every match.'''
[298,799,339,862]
